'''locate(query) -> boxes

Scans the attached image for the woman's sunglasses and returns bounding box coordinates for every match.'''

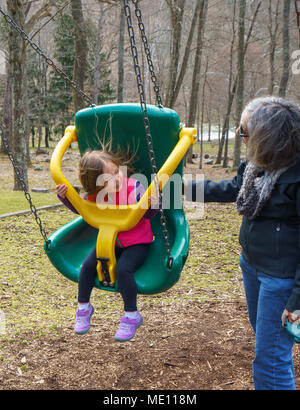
[239,125,249,138]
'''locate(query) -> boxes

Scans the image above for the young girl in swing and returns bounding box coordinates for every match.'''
[56,150,158,342]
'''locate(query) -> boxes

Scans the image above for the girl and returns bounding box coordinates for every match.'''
[56,150,158,342]
[184,97,300,389]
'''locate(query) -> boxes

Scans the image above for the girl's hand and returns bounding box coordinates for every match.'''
[56,184,67,199]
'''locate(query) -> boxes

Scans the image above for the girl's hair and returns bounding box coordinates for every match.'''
[243,97,300,171]
[79,150,135,195]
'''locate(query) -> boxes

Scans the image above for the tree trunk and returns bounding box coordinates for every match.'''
[279,0,291,97]
[267,0,280,95]
[233,0,246,170]
[186,0,208,163]
[217,0,237,166]
[117,2,125,103]
[165,0,185,108]
[31,126,35,148]
[216,0,262,165]
[1,52,12,154]
[94,1,104,105]
[45,126,49,148]
[71,0,88,112]
[24,59,31,165]
[169,0,202,108]
[7,0,28,191]
[199,58,208,169]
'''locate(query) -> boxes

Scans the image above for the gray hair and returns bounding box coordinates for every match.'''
[243,97,300,171]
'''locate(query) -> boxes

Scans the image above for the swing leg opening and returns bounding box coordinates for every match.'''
[97,257,114,287]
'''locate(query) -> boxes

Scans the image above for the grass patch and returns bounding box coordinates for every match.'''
[0,201,244,341]
[0,190,59,215]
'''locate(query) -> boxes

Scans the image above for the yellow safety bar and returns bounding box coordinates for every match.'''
[50,125,196,285]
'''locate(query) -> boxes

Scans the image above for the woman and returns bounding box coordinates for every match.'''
[184,97,300,390]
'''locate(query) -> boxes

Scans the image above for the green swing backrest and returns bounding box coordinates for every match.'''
[45,103,190,295]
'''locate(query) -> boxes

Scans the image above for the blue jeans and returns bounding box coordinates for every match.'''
[239,254,296,390]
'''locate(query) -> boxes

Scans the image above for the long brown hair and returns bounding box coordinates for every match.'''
[79,150,136,195]
[244,97,300,171]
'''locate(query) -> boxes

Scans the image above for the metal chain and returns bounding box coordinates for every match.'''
[0,125,51,249]
[131,0,163,107]
[0,6,94,108]
[123,0,173,268]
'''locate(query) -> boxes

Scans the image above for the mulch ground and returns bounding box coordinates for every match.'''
[1,298,300,391]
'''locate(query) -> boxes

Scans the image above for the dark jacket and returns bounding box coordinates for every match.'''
[187,159,300,312]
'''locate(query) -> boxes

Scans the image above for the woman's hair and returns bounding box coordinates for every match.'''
[243,97,300,171]
[79,150,135,195]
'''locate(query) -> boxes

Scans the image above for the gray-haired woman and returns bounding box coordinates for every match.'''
[185,97,300,390]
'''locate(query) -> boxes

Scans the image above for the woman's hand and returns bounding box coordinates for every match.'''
[56,184,67,199]
[281,309,300,327]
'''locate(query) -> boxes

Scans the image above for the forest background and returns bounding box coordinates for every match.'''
[0,0,299,191]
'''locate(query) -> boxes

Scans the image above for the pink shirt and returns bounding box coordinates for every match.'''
[87,177,155,248]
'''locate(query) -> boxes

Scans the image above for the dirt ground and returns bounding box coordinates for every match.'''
[1,300,254,390]
[1,299,300,391]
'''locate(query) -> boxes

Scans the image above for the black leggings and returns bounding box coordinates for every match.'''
[78,244,151,311]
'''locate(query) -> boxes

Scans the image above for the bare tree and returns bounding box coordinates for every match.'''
[216,1,237,166]
[94,1,104,105]
[1,51,12,154]
[117,1,125,103]
[233,0,246,169]
[167,0,202,108]
[216,0,262,165]
[164,0,185,107]
[5,0,54,190]
[71,0,88,112]
[7,0,28,190]
[279,0,291,97]
[267,0,280,95]
[186,0,208,163]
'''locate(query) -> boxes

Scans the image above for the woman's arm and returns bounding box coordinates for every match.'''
[184,161,246,203]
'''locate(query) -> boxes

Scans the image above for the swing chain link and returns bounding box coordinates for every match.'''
[0,125,51,249]
[123,0,173,269]
[0,6,94,108]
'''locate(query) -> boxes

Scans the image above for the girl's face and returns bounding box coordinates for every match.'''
[102,160,124,193]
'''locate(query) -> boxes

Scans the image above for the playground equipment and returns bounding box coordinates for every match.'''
[47,104,196,294]
[0,1,196,295]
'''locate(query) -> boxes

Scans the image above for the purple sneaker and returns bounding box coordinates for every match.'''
[114,313,143,342]
[74,304,94,335]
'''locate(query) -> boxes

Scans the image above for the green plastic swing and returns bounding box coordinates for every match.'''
[45,103,195,295]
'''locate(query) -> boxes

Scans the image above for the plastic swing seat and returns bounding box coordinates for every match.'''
[45,103,196,295]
